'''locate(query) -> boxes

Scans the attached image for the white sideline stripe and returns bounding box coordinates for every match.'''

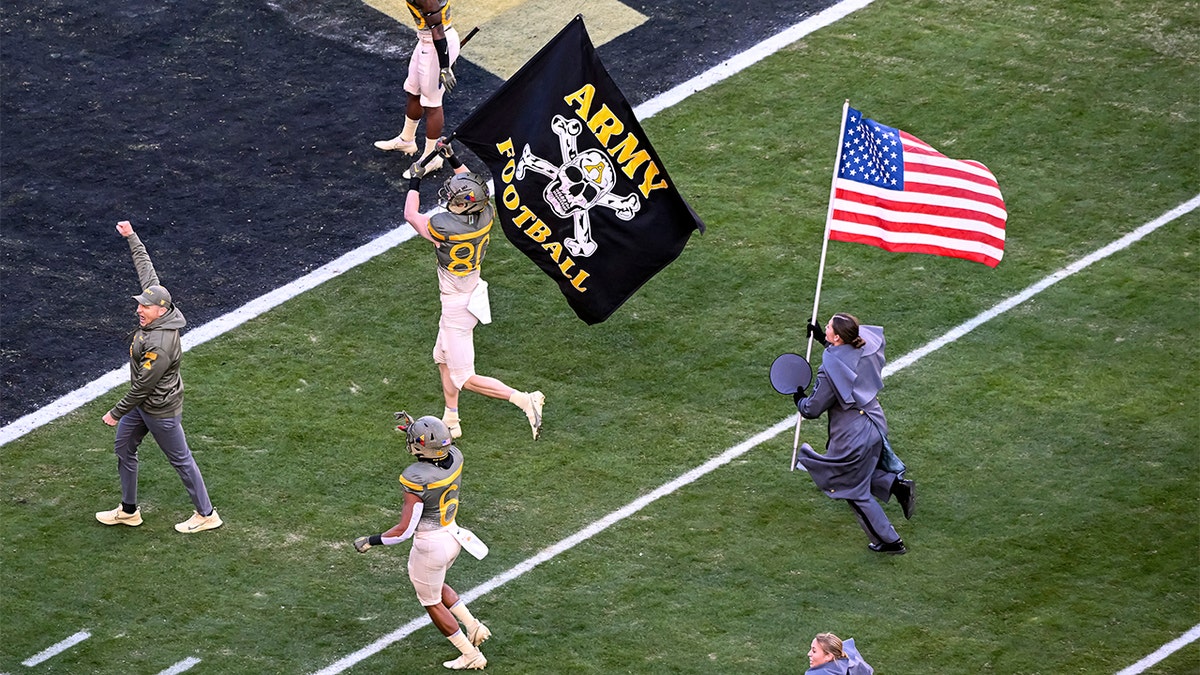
[156,657,202,675]
[21,631,90,667]
[0,0,877,450]
[1116,623,1200,675]
[633,0,877,120]
[312,192,1199,672]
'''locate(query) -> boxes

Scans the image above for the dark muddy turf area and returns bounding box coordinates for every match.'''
[1,0,829,424]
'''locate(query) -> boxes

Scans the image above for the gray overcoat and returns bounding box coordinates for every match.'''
[796,325,888,501]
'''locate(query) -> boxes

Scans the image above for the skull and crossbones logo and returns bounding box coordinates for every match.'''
[515,114,641,257]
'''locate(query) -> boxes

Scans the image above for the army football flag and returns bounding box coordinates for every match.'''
[453,15,705,324]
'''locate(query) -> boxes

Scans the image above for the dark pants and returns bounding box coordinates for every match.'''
[113,407,213,515]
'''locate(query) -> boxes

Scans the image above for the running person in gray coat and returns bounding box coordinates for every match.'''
[96,220,222,534]
[794,313,914,554]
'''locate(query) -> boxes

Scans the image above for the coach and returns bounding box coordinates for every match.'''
[95,220,222,534]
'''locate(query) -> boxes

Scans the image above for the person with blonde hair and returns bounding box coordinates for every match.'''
[806,632,874,674]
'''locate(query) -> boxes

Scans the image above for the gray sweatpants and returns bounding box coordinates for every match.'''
[113,408,213,515]
[846,469,901,545]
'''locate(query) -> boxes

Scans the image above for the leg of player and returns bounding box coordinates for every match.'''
[419,104,445,171]
[424,600,486,670]
[443,584,491,647]
[375,94,423,153]
[462,375,545,441]
[439,363,463,439]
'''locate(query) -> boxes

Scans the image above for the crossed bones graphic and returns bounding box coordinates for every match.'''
[514,115,641,257]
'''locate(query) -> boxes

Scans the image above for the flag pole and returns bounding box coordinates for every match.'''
[791,100,851,471]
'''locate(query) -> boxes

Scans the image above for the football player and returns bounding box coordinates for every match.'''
[374,0,461,177]
[403,138,545,441]
[354,413,491,670]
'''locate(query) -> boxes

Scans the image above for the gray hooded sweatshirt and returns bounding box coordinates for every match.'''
[109,233,186,420]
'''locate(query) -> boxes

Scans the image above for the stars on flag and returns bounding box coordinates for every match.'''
[840,111,904,189]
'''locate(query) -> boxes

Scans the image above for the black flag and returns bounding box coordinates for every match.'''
[454,15,705,325]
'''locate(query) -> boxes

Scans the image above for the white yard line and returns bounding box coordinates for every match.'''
[633,0,877,120]
[1116,623,1200,675]
[21,631,90,667]
[155,657,202,675]
[312,192,1198,673]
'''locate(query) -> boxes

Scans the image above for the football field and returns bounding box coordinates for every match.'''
[2,0,1198,673]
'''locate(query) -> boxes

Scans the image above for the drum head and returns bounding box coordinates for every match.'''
[769,353,813,395]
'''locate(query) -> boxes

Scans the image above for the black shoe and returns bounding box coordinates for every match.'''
[868,539,907,555]
[892,478,916,520]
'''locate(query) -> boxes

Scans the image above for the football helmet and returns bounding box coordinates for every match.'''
[396,412,453,460]
[440,172,490,215]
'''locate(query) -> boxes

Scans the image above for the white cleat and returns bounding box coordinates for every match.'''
[467,622,491,647]
[374,135,418,153]
[525,391,545,440]
[444,417,463,439]
[443,651,487,670]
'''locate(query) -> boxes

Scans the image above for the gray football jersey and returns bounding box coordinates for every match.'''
[399,446,464,530]
[429,205,494,277]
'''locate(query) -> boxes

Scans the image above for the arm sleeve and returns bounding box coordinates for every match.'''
[381,502,424,545]
[126,233,161,290]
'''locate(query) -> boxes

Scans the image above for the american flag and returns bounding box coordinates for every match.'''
[829,107,1007,267]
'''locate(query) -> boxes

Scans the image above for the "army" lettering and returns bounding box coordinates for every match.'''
[563,84,669,198]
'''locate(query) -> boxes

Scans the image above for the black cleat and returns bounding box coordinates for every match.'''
[892,478,916,520]
[868,539,907,555]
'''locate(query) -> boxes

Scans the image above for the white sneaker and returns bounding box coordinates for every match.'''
[374,135,418,153]
[443,651,487,670]
[175,509,223,533]
[467,622,491,647]
[524,391,545,440]
[444,417,463,439]
[96,505,142,527]
[403,154,444,179]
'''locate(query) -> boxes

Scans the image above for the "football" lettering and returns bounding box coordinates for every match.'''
[492,138,591,293]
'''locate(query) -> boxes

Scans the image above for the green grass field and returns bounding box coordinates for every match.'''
[3,0,1198,673]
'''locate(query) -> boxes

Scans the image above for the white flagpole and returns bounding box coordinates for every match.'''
[792,100,851,471]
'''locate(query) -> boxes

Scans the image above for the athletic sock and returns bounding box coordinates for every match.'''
[449,600,479,632]
[447,629,478,657]
[508,391,530,411]
[121,502,138,514]
[400,117,420,141]
[401,117,419,143]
